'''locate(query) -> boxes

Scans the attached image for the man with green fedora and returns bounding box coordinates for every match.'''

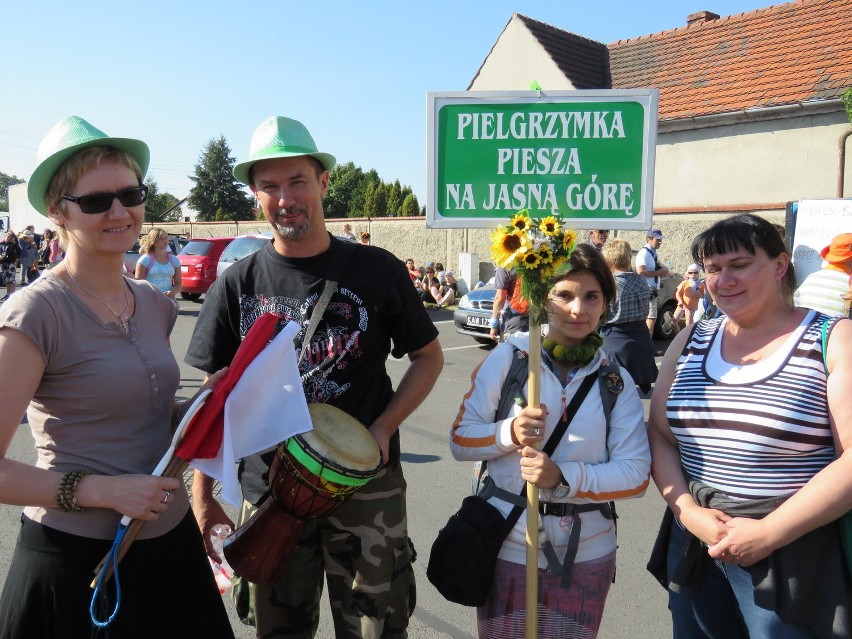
[186,116,443,638]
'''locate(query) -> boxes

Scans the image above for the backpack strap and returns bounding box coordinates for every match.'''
[474,345,532,495]
[494,345,530,422]
[596,361,621,452]
[594,359,623,582]
[821,317,839,374]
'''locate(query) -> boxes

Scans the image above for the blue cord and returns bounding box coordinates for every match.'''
[90,523,127,628]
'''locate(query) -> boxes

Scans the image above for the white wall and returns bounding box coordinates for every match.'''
[470,17,576,91]
[656,112,851,208]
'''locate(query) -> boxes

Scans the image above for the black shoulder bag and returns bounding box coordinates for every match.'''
[427,373,597,607]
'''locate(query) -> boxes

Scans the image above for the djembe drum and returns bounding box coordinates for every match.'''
[223,403,382,585]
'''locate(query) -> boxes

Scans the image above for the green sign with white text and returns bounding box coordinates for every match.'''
[426,90,658,230]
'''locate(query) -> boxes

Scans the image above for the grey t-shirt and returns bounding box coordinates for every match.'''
[0,272,185,539]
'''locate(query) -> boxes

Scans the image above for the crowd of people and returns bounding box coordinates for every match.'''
[0,225,63,302]
[1,111,850,639]
[398,258,460,308]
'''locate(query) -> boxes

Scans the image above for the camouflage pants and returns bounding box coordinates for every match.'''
[232,464,416,639]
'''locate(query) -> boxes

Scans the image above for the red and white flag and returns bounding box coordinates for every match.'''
[175,313,312,505]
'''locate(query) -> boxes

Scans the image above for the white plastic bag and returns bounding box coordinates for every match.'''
[208,524,234,594]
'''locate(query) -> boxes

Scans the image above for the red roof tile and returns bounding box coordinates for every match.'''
[607,0,852,120]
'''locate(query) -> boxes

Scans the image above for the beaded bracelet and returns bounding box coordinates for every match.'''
[55,469,93,512]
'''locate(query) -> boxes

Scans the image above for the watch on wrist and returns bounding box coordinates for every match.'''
[551,476,571,499]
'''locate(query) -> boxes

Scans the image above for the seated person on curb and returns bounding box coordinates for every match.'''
[432,271,457,308]
[419,266,440,304]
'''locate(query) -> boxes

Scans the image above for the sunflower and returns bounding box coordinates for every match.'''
[520,250,541,269]
[548,255,570,278]
[562,229,578,252]
[535,243,554,265]
[491,227,531,268]
[510,211,532,232]
[538,216,560,237]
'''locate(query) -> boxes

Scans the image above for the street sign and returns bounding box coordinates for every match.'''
[427,90,658,230]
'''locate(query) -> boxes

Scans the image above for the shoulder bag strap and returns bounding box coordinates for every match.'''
[297,238,357,364]
[541,373,597,458]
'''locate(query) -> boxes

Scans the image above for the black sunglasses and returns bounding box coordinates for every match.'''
[62,185,148,214]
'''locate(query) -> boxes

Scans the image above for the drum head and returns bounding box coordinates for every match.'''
[302,404,381,473]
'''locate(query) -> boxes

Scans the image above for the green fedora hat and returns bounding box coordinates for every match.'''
[27,115,150,215]
[233,116,336,185]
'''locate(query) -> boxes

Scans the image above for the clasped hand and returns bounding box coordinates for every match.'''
[682,505,776,566]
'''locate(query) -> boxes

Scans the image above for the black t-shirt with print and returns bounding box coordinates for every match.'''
[185,235,438,504]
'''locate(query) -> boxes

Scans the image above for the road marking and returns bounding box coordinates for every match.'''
[386,341,486,362]
[442,343,490,352]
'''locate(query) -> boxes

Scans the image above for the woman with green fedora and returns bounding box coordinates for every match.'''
[0,116,234,638]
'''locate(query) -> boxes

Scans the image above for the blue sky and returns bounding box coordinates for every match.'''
[2,1,771,204]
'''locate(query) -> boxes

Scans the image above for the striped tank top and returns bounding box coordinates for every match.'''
[667,310,836,499]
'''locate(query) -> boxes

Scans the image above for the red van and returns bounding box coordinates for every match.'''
[177,237,234,301]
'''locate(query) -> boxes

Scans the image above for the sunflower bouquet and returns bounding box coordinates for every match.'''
[490,209,578,325]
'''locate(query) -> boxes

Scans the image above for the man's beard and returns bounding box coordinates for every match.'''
[271,208,310,239]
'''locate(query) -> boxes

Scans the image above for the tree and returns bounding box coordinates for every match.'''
[362,182,378,217]
[373,182,388,217]
[843,87,852,123]
[143,178,182,222]
[322,162,419,218]
[324,162,364,217]
[399,194,420,217]
[0,172,25,212]
[188,136,252,221]
[385,180,402,217]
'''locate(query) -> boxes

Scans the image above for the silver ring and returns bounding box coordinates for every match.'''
[533,428,541,436]
[161,489,171,504]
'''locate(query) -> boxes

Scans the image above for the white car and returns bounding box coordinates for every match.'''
[215,234,273,278]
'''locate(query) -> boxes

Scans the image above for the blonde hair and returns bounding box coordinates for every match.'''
[45,146,143,245]
[139,227,169,254]
[601,239,633,271]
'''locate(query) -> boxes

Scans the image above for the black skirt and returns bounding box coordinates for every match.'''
[601,320,657,387]
[0,511,235,639]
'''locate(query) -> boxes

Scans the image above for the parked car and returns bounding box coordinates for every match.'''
[453,285,498,345]
[177,237,234,301]
[216,234,273,278]
[123,235,188,275]
[453,277,680,344]
[653,275,680,340]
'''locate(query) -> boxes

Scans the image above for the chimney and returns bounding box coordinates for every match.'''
[687,10,720,26]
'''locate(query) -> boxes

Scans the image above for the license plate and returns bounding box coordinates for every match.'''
[181,265,189,273]
[467,315,489,327]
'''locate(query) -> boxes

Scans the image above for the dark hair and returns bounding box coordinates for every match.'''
[554,243,616,306]
[691,214,796,301]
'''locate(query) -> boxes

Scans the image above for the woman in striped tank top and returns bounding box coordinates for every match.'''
[647,214,852,639]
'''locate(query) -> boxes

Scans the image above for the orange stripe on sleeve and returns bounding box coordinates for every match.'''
[574,475,651,501]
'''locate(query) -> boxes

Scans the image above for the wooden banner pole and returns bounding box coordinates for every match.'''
[525,324,542,639]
